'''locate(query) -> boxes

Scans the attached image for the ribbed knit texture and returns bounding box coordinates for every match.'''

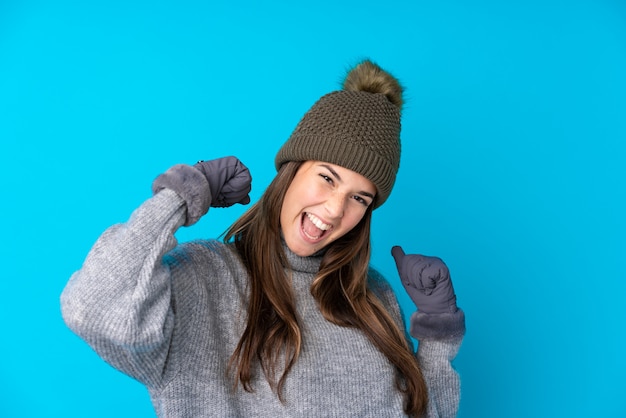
[61,189,462,417]
[275,90,401,208]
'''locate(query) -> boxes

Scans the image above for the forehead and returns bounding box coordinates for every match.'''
[306,161,376,192]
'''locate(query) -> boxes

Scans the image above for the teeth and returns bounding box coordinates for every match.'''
[307,213,331,231]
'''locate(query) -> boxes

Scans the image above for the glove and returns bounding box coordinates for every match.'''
[391,246,458,315]
[152,156,252,226]
[194,156,252,207]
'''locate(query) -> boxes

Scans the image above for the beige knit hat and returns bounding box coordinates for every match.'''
[275,59,403,208]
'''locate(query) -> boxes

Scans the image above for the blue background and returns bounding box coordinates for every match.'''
[1,0,625,417]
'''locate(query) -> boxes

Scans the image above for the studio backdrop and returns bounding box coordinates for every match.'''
[1,0,625,417]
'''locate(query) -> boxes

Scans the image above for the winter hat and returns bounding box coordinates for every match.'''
[274,59,404,208]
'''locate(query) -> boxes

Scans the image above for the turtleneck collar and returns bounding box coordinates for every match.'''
[283,242,324,275]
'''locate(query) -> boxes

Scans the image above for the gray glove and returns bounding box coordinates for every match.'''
[391,246,458,314]
[193,157,252,207]
[152,156,251,226]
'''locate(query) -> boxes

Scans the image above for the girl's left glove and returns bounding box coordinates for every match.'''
[391,246,457,314]
[391,245,465,340]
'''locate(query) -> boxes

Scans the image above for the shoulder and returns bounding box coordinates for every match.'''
[367,266,408,335]
[367,267,398,306]
[164,240,243,273]
[164,240,249,306]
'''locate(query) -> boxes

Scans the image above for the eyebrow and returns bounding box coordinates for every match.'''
[320,164,376,200]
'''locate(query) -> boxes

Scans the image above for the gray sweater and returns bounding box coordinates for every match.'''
[61,189,463,417]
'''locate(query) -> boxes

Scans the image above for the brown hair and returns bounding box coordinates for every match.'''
[224,161,427,416]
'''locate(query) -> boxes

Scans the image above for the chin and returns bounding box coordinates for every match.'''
[289,245,316,257]
[285,238,323,257]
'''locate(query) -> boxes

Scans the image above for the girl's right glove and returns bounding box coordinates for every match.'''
[152,156,252,226]
[391,245,465,340]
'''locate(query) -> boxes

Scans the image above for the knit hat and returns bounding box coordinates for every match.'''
[274,60,403,208]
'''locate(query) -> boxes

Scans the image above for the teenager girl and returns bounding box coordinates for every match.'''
[61,60,465,417]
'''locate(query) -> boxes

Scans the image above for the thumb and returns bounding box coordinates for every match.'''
[391,246,405,269]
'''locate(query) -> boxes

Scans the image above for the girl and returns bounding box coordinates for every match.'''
[61,60,465,417]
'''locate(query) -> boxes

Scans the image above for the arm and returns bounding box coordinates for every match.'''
[61,157,251,387]
[412,310,465,418]
[61,189,187,386]
[392,246,466,418]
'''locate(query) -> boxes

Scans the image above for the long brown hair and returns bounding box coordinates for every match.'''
[224,161,428,416]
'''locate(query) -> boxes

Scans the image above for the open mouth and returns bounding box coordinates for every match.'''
[301,212,332,241]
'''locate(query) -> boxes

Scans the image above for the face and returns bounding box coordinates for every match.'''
[280,161,377,257]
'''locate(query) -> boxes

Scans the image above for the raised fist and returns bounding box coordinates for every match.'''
[152,156,252,225]
[391,246,458,314]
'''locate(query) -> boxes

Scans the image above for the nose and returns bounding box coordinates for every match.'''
[324,192,345,219]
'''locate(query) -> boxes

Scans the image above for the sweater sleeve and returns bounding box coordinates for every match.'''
[60,189,188,387]
[368,269,465,418]
[411,309,465,418]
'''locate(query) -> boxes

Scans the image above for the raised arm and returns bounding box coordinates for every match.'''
[391,246,466,418]
[61,157,251,387]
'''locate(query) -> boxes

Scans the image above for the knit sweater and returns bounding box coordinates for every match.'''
[61,189,463,417]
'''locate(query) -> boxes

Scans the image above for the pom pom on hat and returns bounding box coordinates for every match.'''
[343,59,404,111]
[275,59,403,208]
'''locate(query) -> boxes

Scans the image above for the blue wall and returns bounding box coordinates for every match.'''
[1,1,625,416]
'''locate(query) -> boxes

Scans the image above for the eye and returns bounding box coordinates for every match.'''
[319,174,333,184]
[352,195,370,207]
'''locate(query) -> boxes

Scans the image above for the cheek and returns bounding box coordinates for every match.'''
[341,207,367,231]
[280,195,296,227]
[281,182,302,218]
